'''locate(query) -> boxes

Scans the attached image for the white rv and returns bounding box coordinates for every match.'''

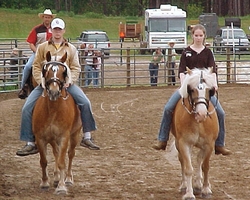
[141,4,187,54]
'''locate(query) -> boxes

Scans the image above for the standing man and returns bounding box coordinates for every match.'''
[18,9,56,99]
[148,47,164,86]
[168,41,178,85]
[16,18,100,156]
[84,44,95,87]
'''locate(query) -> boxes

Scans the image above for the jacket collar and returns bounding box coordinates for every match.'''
[48,37,69,47]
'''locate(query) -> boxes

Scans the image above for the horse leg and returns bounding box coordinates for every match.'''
[36,140,50,189]
[176,142,187,194]
[178,141,195,200]
[65,130,80,186]
[51,142,60,188]
[55,136,69,194]
[201,145,213,198]
[193,148,204,195]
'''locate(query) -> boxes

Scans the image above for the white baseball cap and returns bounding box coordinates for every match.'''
[51,18,65,29]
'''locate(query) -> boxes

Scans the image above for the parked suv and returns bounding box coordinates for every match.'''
[213,27,250,52]
[77,30,110,56]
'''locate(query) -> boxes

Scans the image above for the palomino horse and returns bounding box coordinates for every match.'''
[171,67,219,200]
[32,51,82,194]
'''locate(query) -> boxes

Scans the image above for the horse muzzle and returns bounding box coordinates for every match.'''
[48,90,60,101]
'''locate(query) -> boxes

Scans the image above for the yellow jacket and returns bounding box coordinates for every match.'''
[33,38,80,85]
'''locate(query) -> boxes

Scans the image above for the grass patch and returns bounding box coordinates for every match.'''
[1,8,250,42]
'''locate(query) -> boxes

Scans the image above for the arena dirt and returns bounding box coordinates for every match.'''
[0,84,249,200]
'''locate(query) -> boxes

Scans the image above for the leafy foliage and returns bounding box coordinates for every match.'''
[0,0,205,17]
[187,3,204,18]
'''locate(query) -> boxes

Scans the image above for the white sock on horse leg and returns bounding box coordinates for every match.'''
[27,142,35,146]
[84,132,91,140]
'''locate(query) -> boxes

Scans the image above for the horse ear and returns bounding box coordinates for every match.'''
[46,51,51,62]
[186,67,192,75]
[61,52,67,63]
[208,67,213,73]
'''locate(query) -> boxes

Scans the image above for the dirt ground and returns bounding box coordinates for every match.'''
[0,84,250,200]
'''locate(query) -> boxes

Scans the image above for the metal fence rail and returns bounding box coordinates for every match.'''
[1,41,250,93]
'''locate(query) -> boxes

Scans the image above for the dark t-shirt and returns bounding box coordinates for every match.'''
[179,46,217,76]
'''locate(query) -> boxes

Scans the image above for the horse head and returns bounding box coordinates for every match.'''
[41,51,70,101]
[179,67,216,122]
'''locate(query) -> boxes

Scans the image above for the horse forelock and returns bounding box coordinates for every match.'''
[179,68,215,98]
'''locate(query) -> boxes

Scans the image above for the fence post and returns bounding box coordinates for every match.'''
[100,51,104,88]
[17,50,23,88]
[126,48,130,87]
[167,48,172,85]
[79,49,85,87]
[226,47,231,83]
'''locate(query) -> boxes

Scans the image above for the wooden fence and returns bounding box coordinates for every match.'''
[1,40,250,93]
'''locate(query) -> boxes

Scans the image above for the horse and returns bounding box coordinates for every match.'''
[32,51,82,194]
[171,67,219,200]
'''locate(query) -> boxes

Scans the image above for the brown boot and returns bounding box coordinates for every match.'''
[215,146,232,156]
[152,141,167,150]
[18,84,29,99]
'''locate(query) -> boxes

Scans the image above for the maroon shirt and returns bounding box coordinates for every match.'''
[179,46,217,76]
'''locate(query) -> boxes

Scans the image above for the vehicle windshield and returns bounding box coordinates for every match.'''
[222,29,247,39]
[87,34,108,42]
[148,18,186,32]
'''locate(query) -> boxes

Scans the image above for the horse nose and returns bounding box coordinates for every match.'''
[195,112,207,122]
[49,90,60,101]
[195,104,208,122]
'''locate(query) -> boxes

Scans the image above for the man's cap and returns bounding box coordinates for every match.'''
[51,18,65,29]
[38,9,56,19]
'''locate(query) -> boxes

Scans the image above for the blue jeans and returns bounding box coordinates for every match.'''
[170,62,176,84]
[84,65,93,87]
[158,90,226,147]
[149,63,159,86]
[92,69,99,87]
[20,84,97,142]
[21,53,35,88]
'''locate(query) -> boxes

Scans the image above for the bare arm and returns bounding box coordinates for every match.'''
[29,43,37,53]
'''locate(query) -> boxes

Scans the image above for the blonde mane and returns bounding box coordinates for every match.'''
[179,68,215,98]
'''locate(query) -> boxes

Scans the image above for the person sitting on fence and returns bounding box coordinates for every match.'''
[84,44,95,87]
[148,47,164,86]
[9,48,27,79]
[18,9,56,99]
[10,48,19,65]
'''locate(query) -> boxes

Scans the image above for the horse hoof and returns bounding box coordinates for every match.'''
[55,188,67,195]
[202,193,212,199]
[40,186,49,191]
[184,198,195,200]
[65,181,73,186]
[40,181,50,190]
[193,187,201,195]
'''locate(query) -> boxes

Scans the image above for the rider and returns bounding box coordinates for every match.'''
[152,24,232,156]
[18,9,56,99]
[16,18,100,156]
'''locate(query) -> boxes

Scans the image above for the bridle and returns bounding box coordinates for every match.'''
[42,61,69,100]
[182,71,217,115]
